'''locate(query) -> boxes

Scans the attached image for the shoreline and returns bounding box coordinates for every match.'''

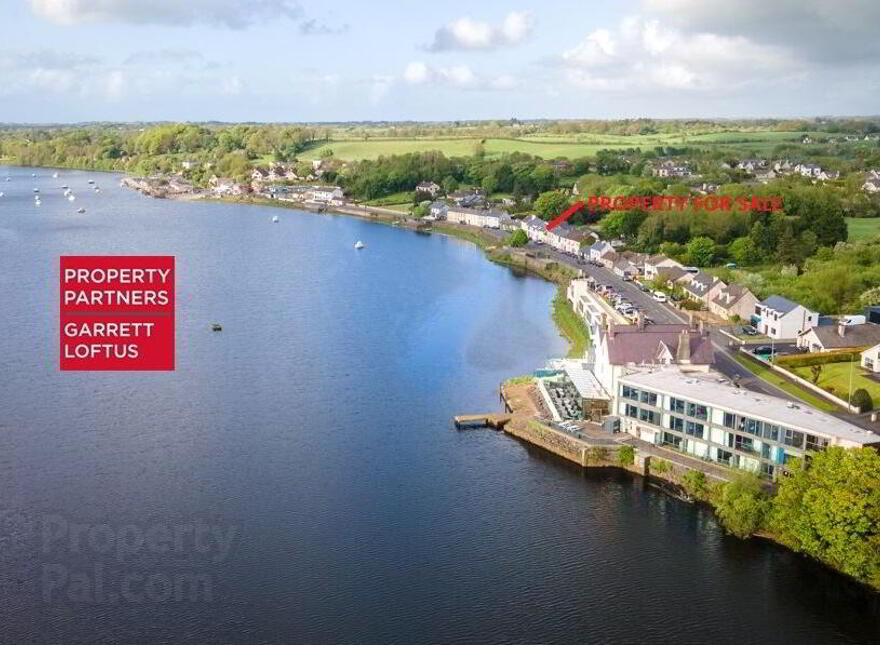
[12,164,879,595]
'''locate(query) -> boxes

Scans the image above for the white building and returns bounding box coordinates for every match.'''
[446,207,508,229]
[311,187,344,203]
[755,296,819,339]
[520,215,548,243]
[615,370,879,479]
[862,343,880,373]
[587,240,614,262]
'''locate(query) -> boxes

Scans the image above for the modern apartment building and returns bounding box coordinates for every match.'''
[616,370,879,479]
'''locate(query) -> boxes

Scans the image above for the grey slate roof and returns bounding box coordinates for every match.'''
[802,322,880,349]
[760,295,801,314]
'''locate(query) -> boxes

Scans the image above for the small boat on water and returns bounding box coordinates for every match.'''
[68,195,75,202]
[354,240,365,249]
[94,187,100,193]
[211,323,223,332]
[4,177,10,182]
[52,172,59,178]
[61,184,69,190]
[88,179,95,185]
[76,208,86,214]
[33,188,39,193]
[272,215,279,223]
[31,173,36,177]
[0,192,4,197]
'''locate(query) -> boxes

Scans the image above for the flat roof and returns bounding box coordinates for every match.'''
[619,369,880,445]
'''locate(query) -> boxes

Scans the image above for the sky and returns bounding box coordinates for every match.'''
[1,0,879,123]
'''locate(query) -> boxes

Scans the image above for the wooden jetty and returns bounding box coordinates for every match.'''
[453,413,512,430]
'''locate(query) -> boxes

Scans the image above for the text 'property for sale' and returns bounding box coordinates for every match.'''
[60,256,175,371]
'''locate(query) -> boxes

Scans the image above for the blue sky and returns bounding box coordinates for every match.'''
[2,0,879,123]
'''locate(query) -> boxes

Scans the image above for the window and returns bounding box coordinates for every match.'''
[723,412,736,429]
[760,463,775,478]
[763,424,780,442]
[625,404,639,419]
[668,416,684,431]
[782,429,804,449]
[717,449,733,465]
[669,397,685,414]
[744,418,763,436]
[761,443,772,459]
[805,434,828,452]
[640,391,658,406]
[662,432,682,449]
[735,435,756,454]
[639,408,658,424]
[685,421,704,439]
[686,402,708,420]
[621,385,639,401]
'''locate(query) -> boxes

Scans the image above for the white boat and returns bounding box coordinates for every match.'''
[272,215,279,223]
[31,173,36,177]
[354,240,365,249]
[52,172,59,178]
[88,179,95,185]
[68,195,75,202]
[76,208,86,214]
[94,187,100,193]
[61,184,69,190]
[4,177,10,182]
[0,192,4,197]
[33,188,39,193]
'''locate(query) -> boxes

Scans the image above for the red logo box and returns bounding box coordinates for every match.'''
[60,256,175,371]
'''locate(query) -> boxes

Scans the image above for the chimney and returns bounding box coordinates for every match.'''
[676,330,692,363]
[838,320,847,337]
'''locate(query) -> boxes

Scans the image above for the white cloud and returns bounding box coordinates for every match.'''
[428,11,534,51]
[560,16,800,93]
[403,61,430,84]
[402,61,522,91]
[29,0,303,29]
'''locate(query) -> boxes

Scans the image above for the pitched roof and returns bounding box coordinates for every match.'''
[646,254,670,265]
[656,266,688,282]
[603,324,714,365]
[802,322,880,349]
[760,295,801,315]
[711,284,754,310]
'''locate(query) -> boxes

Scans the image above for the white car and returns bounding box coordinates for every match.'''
[652,291,668,302]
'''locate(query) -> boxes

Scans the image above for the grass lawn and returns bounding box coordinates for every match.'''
[789,360,880,402]
[730,353,839,412]
[846,217,880,242]
[552,287,590,358]
[365,191,413,207]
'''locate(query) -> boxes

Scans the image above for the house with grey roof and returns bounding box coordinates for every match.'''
[755,295,819,339]
[708,284,759,321]
[797,320,880,353]
[644,254,684,280]
[588,240,614,262]
[682,272,727,305]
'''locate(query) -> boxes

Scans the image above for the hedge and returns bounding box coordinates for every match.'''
[774,348,867,368]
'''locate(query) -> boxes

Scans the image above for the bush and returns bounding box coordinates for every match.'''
[851,388,873,412]
[617,445,635,466]
[775,350,865,368]
[507,229,528,247]
[681,470,709,500]
[715,472,769,538]
[650,457,669,475]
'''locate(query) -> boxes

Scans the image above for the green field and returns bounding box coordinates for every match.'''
[846,217,880,241]
[296,129,832,161]
[790,360,880,403]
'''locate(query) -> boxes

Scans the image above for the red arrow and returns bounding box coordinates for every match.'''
[546,201,585,231]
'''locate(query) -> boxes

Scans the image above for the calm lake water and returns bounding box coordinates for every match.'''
[0,166,878,644]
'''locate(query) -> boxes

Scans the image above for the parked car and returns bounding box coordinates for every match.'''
[752,345,775,356]
[725,263,737,269]
[652,291,668,302]
[635,282,650,292]
[741,325,758,336]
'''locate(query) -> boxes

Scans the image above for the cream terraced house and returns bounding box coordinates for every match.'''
[616,370,879,480]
